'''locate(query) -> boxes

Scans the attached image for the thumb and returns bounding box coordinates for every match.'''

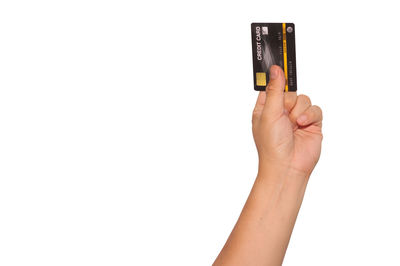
[263,65,286,118]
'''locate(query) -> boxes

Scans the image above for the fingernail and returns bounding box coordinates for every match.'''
[297,115,307,124]
[270,67,278,80]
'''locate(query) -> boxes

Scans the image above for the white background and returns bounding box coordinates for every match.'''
[0,0,399,265]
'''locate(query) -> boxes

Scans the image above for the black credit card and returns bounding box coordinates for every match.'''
[251,23,297,91]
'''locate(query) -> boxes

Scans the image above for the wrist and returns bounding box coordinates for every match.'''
[256,160,310,193]
[258,158,309,175]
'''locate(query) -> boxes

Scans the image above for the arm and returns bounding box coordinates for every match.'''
[214,65,323,266]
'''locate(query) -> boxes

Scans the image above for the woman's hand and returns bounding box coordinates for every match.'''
[252,65,323,177]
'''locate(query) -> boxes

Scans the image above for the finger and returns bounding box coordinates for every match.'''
[252,91,266,121]
[296,105,323,126]
[263,65,286,119]
[289,94,312,123]
[284,91,297,113]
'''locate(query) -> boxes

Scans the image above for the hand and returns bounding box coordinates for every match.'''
[213,65,322,266]
[252,65,323,177]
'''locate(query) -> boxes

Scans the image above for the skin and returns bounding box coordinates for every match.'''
[213,65,323,266]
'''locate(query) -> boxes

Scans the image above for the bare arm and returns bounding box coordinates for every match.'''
[214,65,323,266]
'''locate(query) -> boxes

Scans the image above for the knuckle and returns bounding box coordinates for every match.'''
[298,94,311,105]
[314,105,323,118]
[266,81,280,92]
[265,83,274,91]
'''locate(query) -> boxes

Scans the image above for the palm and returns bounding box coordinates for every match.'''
[291,124,323,175]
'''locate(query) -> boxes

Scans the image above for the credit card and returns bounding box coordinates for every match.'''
[251,23,297,91]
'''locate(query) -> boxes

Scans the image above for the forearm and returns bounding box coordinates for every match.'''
[214,164,310,266]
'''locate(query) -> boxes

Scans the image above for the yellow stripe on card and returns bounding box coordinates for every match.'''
[282,23,288,92]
